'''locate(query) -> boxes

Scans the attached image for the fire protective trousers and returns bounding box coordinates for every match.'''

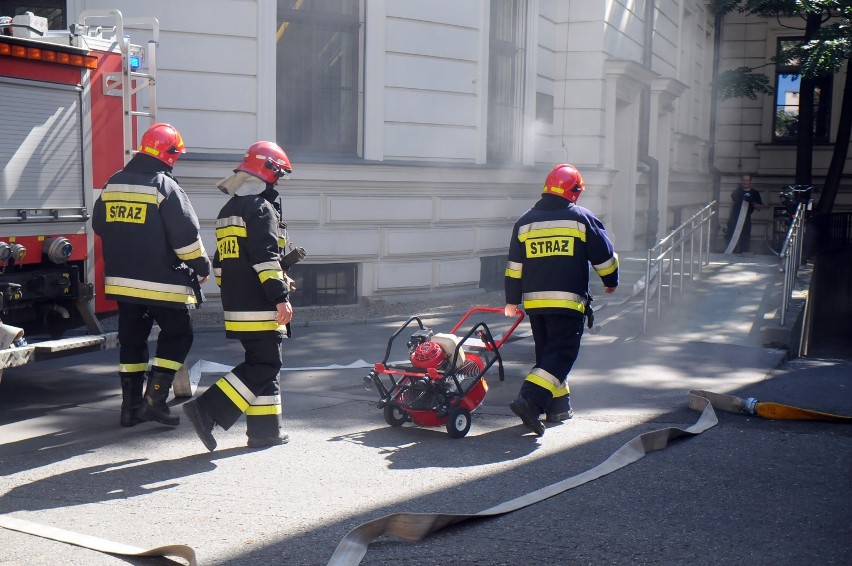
[117,302,193,378]
[198,336,284,439]
[518,313,584,413]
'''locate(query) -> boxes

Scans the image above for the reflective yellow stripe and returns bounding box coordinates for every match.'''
[522,291,585,313]
[105,276,196,303]
[553,382,570,397]
[224,310,282,331]
[246,405,281,416]
[105,284,197,304]
[523,298,584,312]
[101,192,159,204]
[258,269,284,283]
[254,261,281,273]
[594,253,620,276]
[214,377,250,412]
[518,220,586,242]
[525,373,558,394]
[119,362,148,373]
[215,226,247,239]
[175,240,206,261]
[225,320,285,332]
[247,394,282,415]
[176,248,204,261]
[505,261,523,279]
[152,357,183,371]
[103,183,162,202]
[215,276,222,286]
[519,226,586,242]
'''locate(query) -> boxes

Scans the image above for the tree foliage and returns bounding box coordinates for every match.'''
[711,0,852,215]
[716,66,774,100]
[712,0,852,95]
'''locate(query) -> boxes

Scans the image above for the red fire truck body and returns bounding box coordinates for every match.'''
[0,10,159,379]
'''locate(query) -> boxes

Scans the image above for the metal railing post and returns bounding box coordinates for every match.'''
[641,200,717,334]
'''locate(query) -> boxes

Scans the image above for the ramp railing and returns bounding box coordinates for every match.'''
[779,201,808,327]
[642,201,716,334]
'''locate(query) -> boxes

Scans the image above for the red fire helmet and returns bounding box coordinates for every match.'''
[543,163,585,203]
[139,123,186,166]
[236,141,292,184]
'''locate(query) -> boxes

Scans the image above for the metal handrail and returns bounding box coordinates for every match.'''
[642,201,716,334]
[779,202,807,327]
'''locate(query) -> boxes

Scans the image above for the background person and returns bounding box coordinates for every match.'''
[504,164,619,436]
[727,174,765,254]
[92,122,211,428]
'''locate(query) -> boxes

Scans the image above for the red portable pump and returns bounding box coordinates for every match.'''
[365,307,525,438]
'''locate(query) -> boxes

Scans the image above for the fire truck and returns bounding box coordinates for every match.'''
[0,9,160,383]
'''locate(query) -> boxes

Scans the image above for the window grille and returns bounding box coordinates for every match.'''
[276,0,360,154]
[487,0,527,163]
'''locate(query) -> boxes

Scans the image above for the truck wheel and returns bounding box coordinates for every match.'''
[446,407,471,438]
[383,404,407,427]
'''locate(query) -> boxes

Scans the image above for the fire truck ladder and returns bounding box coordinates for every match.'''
[76,10,159,164]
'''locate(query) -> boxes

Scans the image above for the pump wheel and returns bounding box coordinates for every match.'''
[446,407,472,438]
[383,404,407,427]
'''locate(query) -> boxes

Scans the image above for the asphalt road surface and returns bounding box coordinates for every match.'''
[1,270,850,565]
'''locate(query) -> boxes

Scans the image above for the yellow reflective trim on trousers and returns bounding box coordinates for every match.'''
[525,373,558,394]
[119,362,148,373]
[152,357,183,371]
[215,226,247,239]
[105,285,197,304]
[224,320,284,332]
[258,269,284,284]
[214,377,250,412]
[522,299,585,312]
[553,382,570,397]
[246,404,282,416]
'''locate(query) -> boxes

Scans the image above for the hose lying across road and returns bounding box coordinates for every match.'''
[1,390,848,566]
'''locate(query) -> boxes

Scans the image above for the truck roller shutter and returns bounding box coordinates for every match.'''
[0,79,85,212]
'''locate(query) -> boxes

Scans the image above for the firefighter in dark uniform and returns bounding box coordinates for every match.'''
[505,164,618,436]
[92,123,211,428]
[183,141,294,451]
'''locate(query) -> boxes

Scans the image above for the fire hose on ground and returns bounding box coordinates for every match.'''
[0,390,848,565]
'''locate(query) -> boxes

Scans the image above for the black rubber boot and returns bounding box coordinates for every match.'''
[120,375,147,427]
[247,434,290,449]
[183,399,217,452]
[137,370,180,426]
[246,414,289,449]
[545,394,574,423]
[510,396,545,436]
